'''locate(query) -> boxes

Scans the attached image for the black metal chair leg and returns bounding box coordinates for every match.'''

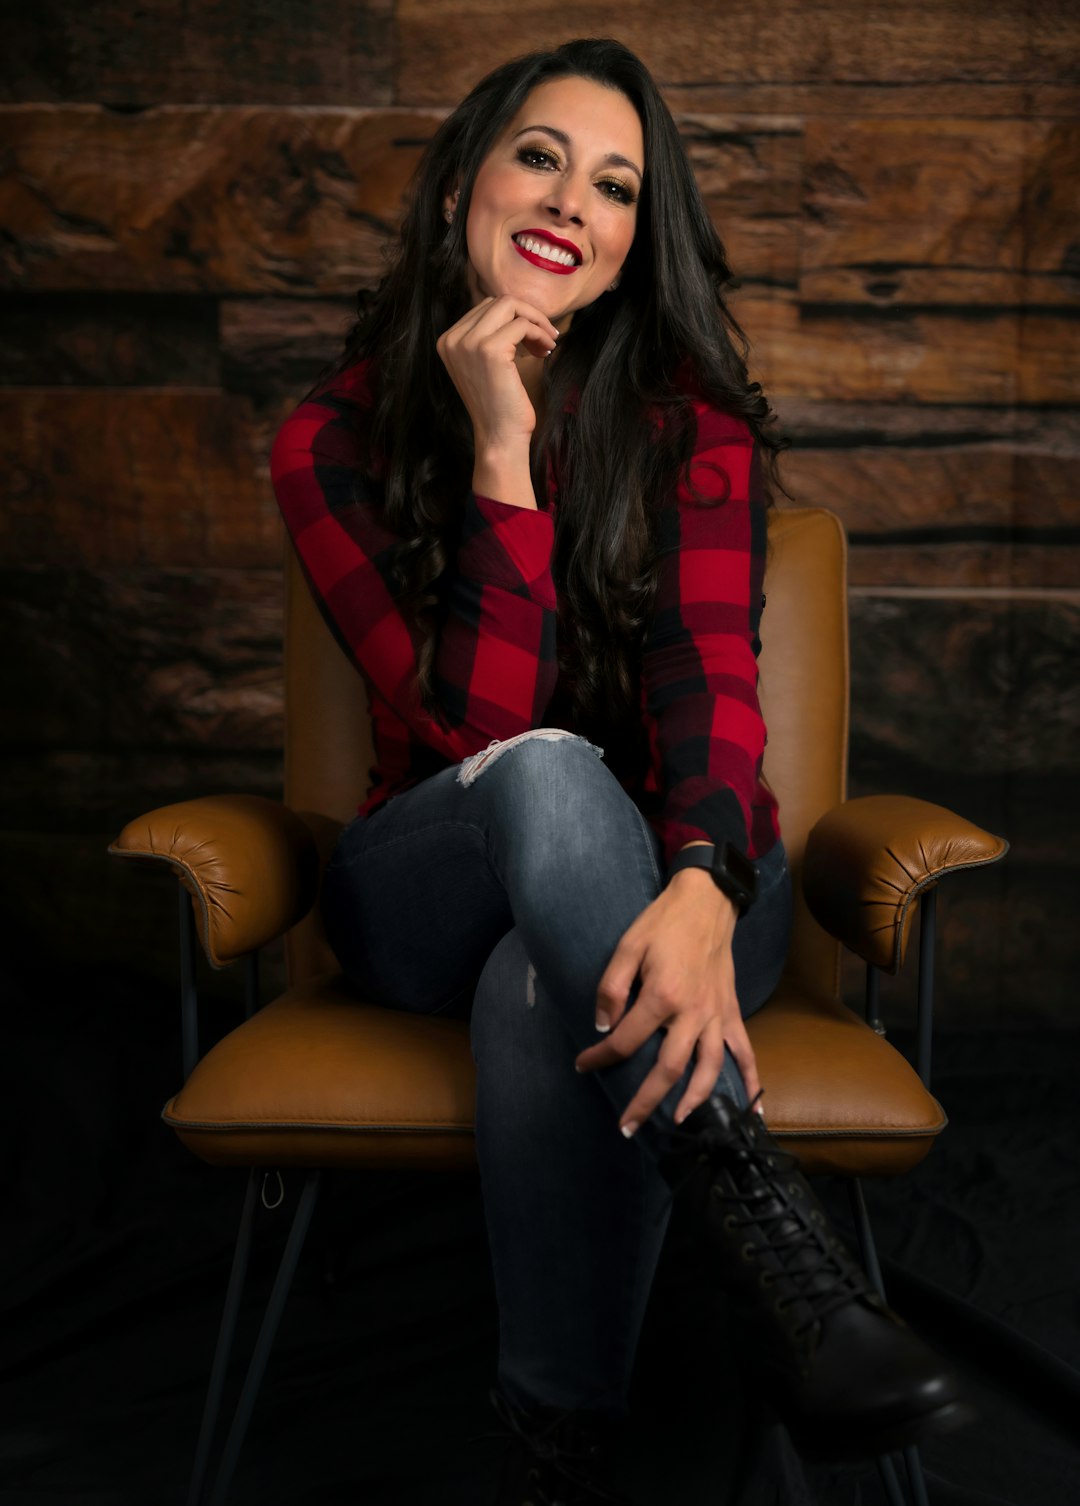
[876,1454,909,1506]
[903,1443,932,1506]
[846,1178,923,1506]
[205,1169,322,1506]
[187,1171,260,1506]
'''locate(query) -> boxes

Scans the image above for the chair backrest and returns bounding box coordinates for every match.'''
[284,506,847,994]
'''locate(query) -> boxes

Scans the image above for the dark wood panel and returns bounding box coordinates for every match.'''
[0,751,284,833]
[847,595,1080,777]
[1017,309,1080,404]
[846,545,1079,590]
[396,1,1080,104]
[740,292,1043,404]
[678,116,802,288]
[1022,123,1080,278]
[0,569,284,751]
[0,391,281,567]
[662,84,1080,119]
[778,419,1080,533]
[1,107,441,294]
[0,292,220,386]
[220,297,357,396]
[3,1,394,105]
[800,119,1028,304]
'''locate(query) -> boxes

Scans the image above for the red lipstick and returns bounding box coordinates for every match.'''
[511,229,581,275]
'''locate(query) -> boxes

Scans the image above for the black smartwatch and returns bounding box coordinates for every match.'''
[667,840,759,912]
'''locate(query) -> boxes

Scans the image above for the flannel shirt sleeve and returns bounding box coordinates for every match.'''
[643,403,768,871]
[269,371,559,763]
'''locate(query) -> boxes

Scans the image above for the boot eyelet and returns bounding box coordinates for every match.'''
[758,1270,774,1288]
[740,1241,756,1262]
[809,1209,824,1224]
[723,1213,738,1231]
[774,1298,788,1314]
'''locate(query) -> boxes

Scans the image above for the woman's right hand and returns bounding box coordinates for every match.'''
[436,296,560,454]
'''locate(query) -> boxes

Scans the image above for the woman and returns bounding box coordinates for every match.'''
[271,38,962,1504]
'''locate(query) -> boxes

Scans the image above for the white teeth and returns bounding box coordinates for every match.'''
[514,234,577,267]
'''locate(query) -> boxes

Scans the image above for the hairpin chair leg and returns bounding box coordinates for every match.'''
[847,1177,926,1506]
[203,1169,322,1506]
[187,1171,260,1506]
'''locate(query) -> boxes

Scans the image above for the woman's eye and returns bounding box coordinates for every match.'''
[516,146,559,170]
[598,178,636,206]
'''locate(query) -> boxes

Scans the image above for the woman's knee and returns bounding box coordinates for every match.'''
[458,728,614,829]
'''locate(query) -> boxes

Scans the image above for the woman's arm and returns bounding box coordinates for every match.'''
[642,404,767,869]
[270,361,560,762]
[575,405,768,1128]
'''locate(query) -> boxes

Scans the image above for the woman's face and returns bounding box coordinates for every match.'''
[455,75,645,329]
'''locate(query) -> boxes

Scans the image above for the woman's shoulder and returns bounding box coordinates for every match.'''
[271,355,378,475]
[302,354,378,413]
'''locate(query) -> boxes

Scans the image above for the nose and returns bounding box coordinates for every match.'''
[543,170,587,227]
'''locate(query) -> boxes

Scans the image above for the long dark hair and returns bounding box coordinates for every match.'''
[306,38,789,752]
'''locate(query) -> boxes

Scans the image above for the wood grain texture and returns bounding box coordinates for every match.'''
[800,119,1079,309]
[0,569,284,754]
[774,405,1080,586]
[0,392,281,567]
[395,0,1080,105]
[1,106,442,293]
[801,119,1026,300]
[3,1,395,106]
[737,291,1078,404]
[0,292,221,386]
[847,596,1080,776]
[678,116,802,288]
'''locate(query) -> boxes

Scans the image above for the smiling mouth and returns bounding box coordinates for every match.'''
[511,232,581,273]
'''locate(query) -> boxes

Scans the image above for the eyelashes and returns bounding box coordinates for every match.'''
[514,144,637,206]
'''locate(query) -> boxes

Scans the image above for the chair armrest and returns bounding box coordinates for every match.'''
[803,795,1008,974]
[108,794,321,967]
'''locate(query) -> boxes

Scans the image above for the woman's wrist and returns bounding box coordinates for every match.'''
[473,441,538,511]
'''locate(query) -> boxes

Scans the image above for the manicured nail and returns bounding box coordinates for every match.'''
[620,1121,639,1139]
[594,1015,611,1033]
[674,1108,686,1126]
[755,1102,766,1119]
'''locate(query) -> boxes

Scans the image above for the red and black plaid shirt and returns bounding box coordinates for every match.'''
[270,359,780,869]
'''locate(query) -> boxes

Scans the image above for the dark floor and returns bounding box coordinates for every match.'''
[3,965,1079,1505]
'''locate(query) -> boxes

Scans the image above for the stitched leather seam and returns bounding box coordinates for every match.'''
[885,845,1009,972]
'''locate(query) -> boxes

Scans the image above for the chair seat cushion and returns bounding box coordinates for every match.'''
[163,973,945,1176]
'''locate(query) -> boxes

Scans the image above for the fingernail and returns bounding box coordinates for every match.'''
[594,1015,611,1033]
[674,1109,686,1126]
[620,1121,639,1139]
[755,1102,766,1119]
[574,1063,583,1074]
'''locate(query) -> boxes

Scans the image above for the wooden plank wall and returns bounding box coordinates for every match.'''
[2,2,1078,1019]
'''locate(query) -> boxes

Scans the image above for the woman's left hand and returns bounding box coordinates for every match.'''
[574,865,760,1134]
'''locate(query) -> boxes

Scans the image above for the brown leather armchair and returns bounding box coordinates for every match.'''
[109,507,1006,1506]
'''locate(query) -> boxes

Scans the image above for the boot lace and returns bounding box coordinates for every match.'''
[659,1093,873,1340]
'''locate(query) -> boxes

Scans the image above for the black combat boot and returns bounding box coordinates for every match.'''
[657,1094,972,1461]
[485,1388,634,1505]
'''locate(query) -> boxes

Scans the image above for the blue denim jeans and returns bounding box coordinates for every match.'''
[320,730,792,1417]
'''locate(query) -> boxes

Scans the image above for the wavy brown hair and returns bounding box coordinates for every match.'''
[304,38,789,758]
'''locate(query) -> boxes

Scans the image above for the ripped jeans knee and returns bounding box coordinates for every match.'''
[456,728,605,788]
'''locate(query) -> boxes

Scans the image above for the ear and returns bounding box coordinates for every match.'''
[444,186,460,221]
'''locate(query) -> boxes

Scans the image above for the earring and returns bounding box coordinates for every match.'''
[444,208,454,224]
[608,279,620,292]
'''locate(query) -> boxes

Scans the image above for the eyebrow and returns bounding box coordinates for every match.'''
[512,124,643,182]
